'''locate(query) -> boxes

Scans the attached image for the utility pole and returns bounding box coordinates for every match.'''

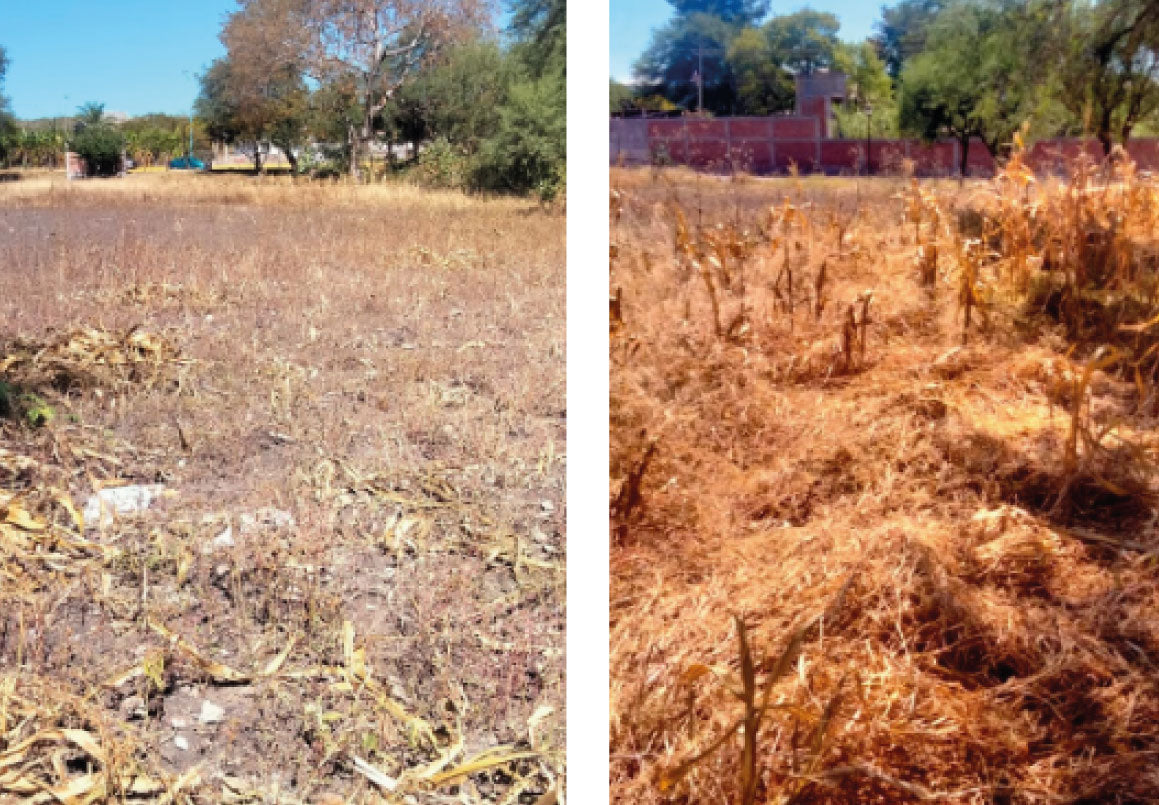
[686,40,723,116]
[697,41,704,115]
[182,70,194,165]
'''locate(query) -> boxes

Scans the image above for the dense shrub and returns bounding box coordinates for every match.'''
[71,125,124,176]
[414,137,469,189]
[471,74,565,200]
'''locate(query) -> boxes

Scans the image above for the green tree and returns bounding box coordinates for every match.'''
[874,0,947,78]
[70,121,124,176]
[728,27,793,114]
[630,0,775,115]
[764,9,842,74]
[392,41,514,156]
[306,77,363,172]
[10,128,64,168]
[900,0,1045,175]
[195,55,307,172]
[833,41,899,137]
[0,46,14,165]
[121,114,202,166]
[472,71,565,197]
[509,0,565,76]
[74,102,105,130]
[473,0,565,198]
[633,12,739,114]
[634,7,846,115]
[196,60,244,149]
[666,0,769,26]
[1054,0,1159,154]
[610,79,635,114]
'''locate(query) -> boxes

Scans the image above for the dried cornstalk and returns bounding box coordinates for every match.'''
[700,262,724,338]
[614,437,658,538]
[814,261,828,321]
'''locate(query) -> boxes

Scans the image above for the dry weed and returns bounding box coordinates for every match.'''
[612,163,1159,803]
[1,170,564,803]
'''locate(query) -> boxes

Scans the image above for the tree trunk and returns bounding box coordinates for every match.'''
[1120,120,1136,153]
[348,122,360,182]
[959,134,970,184]
[253,141,263,174]
[282,145,298,175]
[1097,108,1115,156]
[350,109,375,184]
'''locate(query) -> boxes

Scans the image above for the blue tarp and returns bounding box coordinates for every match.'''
[169,157,205,170]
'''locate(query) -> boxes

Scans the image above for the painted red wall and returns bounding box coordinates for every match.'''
[771,117,818,139]
[617,117,1159,175]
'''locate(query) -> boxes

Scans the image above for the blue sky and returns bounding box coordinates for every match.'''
[610,0,881,82]
[2,1,236,119]
[2,1,510,121]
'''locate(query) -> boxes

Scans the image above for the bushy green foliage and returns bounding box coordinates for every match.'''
[7,128,65,168]
[899,0,1048,168]
[667,0,768,26]
[876,0,947,78]
[70,124,124,176]
[611,79,635,114]
[123,119,186,165]
[392,42,514,155]
[0,45,13,165]
[764,10,841,74]
[728,27,793,115]
[832,42,900,137]
[508,0,566,78]
[447,0,565,199]
[634,12,740,114]
[633,7,844,116]
[414,137,470,188]
[1053,0,1159,153]
[0,381,54,428]
[472,72,565,199]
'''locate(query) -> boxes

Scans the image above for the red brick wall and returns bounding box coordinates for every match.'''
[1127,139,1159,169]
[1023,139,1159,173]
[797,97,829,138]
[909,141,957,176]
[686,120,726,140]
[730,119,772,138]
[965,138,996,174]
[819,141,862,172]
[619,117,1159,176]
[771,117,818,139]
[730,142,774,173]
[775,140,820,171]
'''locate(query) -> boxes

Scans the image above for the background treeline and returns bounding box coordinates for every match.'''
[613,0,1159,158]
[0,92,208,173]
[194,0,564,196]
[0,0,565,199]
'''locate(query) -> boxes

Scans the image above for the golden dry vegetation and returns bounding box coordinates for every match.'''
[0,171,564,803]
[611,150,1159,803]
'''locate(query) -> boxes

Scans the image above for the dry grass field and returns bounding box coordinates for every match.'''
[611,154,1159,803]
[0,171,565,803]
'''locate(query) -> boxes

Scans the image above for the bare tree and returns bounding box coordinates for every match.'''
[232,0,490,181]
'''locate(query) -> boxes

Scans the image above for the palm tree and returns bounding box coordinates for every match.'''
[75,102,105,131]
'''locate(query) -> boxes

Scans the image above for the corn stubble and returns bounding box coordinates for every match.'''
[0,172,564,803]
[611,152,1159,803]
